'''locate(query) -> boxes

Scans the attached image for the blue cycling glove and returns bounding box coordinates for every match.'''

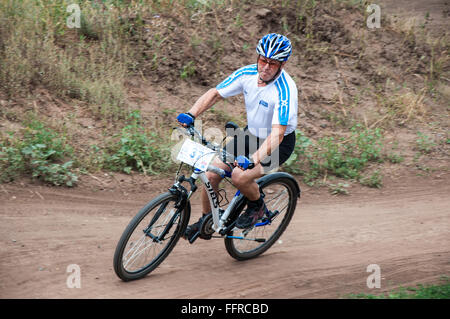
[177,112,195,126]
[235,155,255,170]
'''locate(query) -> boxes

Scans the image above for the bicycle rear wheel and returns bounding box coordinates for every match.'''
[224,175,298,261]
[113,192,190,281]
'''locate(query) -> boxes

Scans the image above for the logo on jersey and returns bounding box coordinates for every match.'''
[259,100,268,108]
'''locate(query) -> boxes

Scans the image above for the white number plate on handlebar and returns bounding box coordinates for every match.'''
[176,139,215,171]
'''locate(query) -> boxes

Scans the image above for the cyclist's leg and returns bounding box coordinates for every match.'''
[229,128,265,201]
[231,130,295,197]
[201,157,231,213]
[231,131,295,229]
[231,131,295,199]
[232,165,267,229]
[259,131,296,173]
[231,164,265,201]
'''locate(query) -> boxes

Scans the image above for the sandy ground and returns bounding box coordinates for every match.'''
[0,173,449,299]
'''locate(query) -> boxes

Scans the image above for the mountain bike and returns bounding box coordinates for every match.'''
[113,122,301,281]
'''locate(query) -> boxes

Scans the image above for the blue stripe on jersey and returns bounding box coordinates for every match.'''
[216,64,257,89]
[281,73,290,123]
[274,73,290,125]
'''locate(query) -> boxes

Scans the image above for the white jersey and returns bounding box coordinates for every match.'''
[216,64,298,139]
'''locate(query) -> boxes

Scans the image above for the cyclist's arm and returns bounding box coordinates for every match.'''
[251,124,287,166]
[188,88,223,117]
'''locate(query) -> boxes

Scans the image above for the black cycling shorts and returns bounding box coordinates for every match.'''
[224,126,296,173]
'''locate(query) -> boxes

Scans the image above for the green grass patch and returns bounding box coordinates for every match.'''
[0,117,78,186]
[100,110,175,175]
[347,276,450,299]
[415,131,436,154]
[284,124,385,186]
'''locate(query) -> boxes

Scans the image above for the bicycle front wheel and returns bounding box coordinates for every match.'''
[224,175,298,261]
[113,192,190,281]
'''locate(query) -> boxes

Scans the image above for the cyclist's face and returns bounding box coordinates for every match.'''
[257,56,284,81]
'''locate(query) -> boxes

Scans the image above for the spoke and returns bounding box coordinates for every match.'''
[123,207,178,271]
[268,190,288,210]
[127,239,160,270]
[124,237,155,269]
[124,234,147,263]
[265,189,287,205]
[270,201,289,216]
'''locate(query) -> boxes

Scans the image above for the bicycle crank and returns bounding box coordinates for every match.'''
[188,212,216,244]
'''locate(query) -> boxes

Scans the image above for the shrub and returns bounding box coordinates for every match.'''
[0,119,78,186]
[102,110,174,175]
[284,125,385,185]
[415,131,436,154]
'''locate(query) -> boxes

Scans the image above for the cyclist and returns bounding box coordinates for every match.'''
[177,33,298,241]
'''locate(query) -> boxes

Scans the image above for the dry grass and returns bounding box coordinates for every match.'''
[0,0,136,119]
[373,88,429,128]
[395,89,428,123]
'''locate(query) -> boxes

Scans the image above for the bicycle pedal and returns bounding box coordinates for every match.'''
[188,231,200,244]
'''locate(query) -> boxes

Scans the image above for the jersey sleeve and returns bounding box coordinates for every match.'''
[216,64,258,98]
[272,73,298,126]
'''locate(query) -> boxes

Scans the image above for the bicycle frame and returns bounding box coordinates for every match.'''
[170,161,241,237]
[172,125,243,234]
[190,169,241,233]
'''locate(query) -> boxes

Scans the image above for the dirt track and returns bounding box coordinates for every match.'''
[1,174,449,299]
[1,0,449,300]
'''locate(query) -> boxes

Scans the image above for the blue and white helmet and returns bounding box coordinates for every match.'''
[256,33,292,62]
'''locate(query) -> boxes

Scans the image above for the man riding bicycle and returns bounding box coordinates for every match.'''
[177,33,298,242]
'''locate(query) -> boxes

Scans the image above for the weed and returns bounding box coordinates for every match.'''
[0,118,78,186]
[284,125,385,186]
[386,153,404,164]
[102,110,175,175]
[328,183,350,195]
[180,61,196,79]
[190,34,202,50]
[0,134,25,183]
[359,170,383,188]
[416,132,436,154]
[375,88,427,125]
[234,13,243,28]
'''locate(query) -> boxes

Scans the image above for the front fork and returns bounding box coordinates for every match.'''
[143,177,193,243]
